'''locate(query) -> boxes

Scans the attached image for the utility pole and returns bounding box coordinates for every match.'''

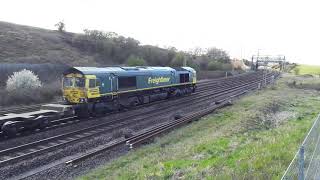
[251,56,254,70]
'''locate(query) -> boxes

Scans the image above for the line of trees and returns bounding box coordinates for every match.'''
[69,29,232,71]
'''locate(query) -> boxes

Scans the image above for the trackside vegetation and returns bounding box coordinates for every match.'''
[80,74,320,179]
[293,64,320,75]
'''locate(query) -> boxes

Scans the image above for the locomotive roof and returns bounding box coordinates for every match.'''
[64,66,183,75]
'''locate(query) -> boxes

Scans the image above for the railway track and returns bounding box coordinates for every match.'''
[0,101,63,116]
[0,71,279,179]
[0,72,263,139]
[0,73,272,165]
[66,72,276,165]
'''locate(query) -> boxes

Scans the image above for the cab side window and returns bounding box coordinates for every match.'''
[180,73,190,83]
[89,79,96,88]
[96,79,101,87]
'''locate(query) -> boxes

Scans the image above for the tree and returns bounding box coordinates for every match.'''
[6,69,42,91]
[126,55,146,66]
[170,53,185,67]
[208,61,223,71]
[206,47,230,63]
[189,47,205,58]
[55,21,65,32]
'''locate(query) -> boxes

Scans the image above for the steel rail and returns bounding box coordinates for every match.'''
[65,72,278,165]
[0,72,265,139]
[0,72,275,166]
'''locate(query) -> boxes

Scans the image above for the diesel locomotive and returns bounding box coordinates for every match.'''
[62,66,197,117]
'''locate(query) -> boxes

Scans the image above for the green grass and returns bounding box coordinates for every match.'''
[79,76,320,180]
[294,64,320,75]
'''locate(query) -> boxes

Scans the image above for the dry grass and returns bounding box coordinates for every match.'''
[286,75,320,91]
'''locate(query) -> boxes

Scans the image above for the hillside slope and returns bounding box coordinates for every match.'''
[0,21,181,67]
[0,21,99,66]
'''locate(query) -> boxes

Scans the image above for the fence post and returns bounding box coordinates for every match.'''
[298,146,305,180]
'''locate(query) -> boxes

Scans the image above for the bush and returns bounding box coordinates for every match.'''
[6,69,42,91]
[126,55,147,66]
[0,63,68,87]
[207,61,233,71]
[293,68,300,75]
[0,81,61,106]
[208,61,223,70]
[221,63,233,71]
[170,53,185,67]
[186,59,200,72]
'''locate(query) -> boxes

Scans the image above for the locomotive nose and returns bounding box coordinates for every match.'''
[63,88,85,103]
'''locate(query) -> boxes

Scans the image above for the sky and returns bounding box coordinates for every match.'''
[0,0,319,65]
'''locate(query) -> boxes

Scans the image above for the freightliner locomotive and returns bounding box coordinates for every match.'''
[0,66,197,136]
[63,66,196,116]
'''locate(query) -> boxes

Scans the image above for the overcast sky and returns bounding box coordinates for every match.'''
[1,0,319,65]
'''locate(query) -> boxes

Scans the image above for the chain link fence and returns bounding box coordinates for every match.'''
[282,114,320,180]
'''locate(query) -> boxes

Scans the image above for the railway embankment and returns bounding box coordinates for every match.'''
[80,74,320,179]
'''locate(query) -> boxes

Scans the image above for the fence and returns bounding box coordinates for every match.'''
[282,114,320,180]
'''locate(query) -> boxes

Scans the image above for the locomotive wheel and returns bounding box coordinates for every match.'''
[2,125,17,137]
[130,100,139,107]
[39,118,51,129]
[75,104,90,119]
[174,114,183,120]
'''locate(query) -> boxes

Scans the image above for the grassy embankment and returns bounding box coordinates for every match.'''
[293,64,320,75]
[80,75,320,179]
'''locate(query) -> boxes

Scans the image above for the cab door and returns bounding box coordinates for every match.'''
[110,73,118,92]
[85,75,101,99]
[171,71,175,84]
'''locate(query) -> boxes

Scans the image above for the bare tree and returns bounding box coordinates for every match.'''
[206,47,230,63]
[55,21,65,32]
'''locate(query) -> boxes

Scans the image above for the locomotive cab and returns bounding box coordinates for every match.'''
[62,73,101,104]
[62,73,86,103]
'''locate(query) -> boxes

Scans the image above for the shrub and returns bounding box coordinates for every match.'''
[293,68,300,75]
[186,59,200,72]
[170,53,185,67]
[207,61,233,71]
[6,69,42,91]
[221,63,233,71]
[126,55,147,66]
[208,61,223,71]
[0,81,61,106]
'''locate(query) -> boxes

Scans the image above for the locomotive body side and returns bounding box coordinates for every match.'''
[62,66,196,117]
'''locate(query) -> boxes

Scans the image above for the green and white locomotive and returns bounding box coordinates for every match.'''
[62,66,197,116]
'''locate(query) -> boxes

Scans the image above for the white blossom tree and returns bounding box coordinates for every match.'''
[6,69,42,91]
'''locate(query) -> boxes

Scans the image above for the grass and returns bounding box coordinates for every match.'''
[79,75,320,179]
[287,74,320,91]
[293,64,320,75]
